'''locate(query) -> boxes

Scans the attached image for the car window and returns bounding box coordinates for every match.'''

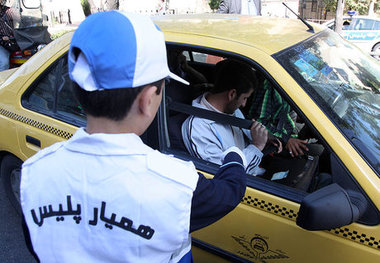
[351,19,360,30]
[374,21,380,30]
[163,45,329,201]
[22,55,86,125]
[191,52,208,63]
[274,30,380,176]
[190,51,224,64]
[162,44,379,225]
[353,18,375,30]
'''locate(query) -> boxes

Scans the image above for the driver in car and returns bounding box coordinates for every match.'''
[182,59,277,175]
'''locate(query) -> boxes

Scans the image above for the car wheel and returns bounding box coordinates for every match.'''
[372,43,380,60]
[1,155,23,215]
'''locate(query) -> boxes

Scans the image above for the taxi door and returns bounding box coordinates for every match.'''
[15,54,82,162]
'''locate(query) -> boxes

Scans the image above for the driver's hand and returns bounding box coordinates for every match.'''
[286,138,308,157]
[2,36,9,41]
[250,120,268,151]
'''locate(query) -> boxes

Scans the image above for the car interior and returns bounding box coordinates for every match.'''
[164,45,333,194]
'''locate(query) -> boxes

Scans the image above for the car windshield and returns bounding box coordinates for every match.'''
[273,30,380,176]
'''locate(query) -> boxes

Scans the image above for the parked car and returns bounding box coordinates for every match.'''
[0,14,379,262]
[323,16,380,59]
[6,0,52,68]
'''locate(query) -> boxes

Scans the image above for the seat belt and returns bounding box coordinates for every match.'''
[167,98,253,129]
[166,97,277,155]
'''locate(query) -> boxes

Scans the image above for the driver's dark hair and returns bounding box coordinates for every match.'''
[210,59,257,97]
[72,79,163,121]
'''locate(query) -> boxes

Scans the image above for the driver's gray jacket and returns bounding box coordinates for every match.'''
[182,93,263,175]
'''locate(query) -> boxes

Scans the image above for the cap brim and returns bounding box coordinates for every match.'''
[168,72,190,85]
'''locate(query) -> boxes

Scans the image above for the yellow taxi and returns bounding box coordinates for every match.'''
[0,14,379,262]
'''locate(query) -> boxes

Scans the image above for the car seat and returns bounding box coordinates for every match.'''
[165,79,213,153]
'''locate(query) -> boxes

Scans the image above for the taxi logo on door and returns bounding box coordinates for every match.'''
[232,234,288,262]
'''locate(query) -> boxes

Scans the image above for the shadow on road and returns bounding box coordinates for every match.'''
[0,186,37,262]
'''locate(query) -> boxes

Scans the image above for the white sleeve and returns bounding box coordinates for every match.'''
[182,117,225,165]
[242,144,264,175]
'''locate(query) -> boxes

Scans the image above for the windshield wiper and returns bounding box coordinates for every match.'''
[282,2,314,33]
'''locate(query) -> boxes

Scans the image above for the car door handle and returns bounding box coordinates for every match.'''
[26,135,41,148]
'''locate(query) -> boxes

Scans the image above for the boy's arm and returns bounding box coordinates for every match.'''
[190,151,246,232]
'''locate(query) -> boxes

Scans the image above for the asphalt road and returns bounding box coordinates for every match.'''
[0,186,37,263]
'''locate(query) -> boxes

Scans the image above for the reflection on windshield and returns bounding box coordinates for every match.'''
[274,31,380,175]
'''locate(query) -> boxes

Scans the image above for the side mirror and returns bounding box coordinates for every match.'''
[296,183,366,230]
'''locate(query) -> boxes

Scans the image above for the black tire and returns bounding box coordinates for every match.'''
[1,155,23,215]
[372,43,380,60]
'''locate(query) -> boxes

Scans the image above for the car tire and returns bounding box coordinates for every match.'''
[372,43,380,60]
[1,155,23,215]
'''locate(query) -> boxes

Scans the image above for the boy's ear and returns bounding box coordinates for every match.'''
[138,85,158,117]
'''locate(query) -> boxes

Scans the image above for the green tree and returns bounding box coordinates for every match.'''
[323,0,338,13]
[345,0,379,15]
[209,0,221,11]
[81,0,119,16]
[81,0,91,17]
[320,0,379,16]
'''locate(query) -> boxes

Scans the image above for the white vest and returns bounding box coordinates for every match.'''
[21,129,199,263]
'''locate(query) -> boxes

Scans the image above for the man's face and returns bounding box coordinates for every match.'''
[225,88,254,114]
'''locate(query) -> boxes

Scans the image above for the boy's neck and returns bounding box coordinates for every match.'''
[85,115,146,135]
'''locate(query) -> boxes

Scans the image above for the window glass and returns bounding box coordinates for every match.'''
[182,50,190,61]
[165,47,329,194]
[274,31,380,176]
[353,19,375,30]
[25,72,55,112]
[191,51,224,64]
[192,52,207,63]
[55,59,85,120]
[23,56,86,124]
[374,21,380,30]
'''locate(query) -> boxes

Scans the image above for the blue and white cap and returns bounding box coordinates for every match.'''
[68,11,189,91]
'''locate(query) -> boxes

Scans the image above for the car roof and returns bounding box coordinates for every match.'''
[153,13,324,55]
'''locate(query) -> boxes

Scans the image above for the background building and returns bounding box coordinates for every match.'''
[41,0,85,25]
[262,0,299,18]
[299,0,335,23]
[119,0,299,17]
[17,0,304,29]
[119,0,211,15]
